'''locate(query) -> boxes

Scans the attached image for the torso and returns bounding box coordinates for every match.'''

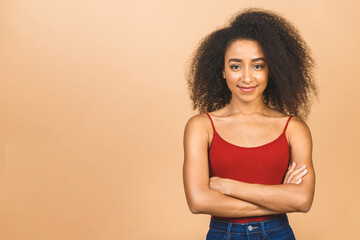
[205,106,292,223]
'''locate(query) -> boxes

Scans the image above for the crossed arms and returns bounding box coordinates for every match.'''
[182,114,315,217]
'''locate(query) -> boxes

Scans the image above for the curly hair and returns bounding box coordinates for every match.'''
[186,8,319,120]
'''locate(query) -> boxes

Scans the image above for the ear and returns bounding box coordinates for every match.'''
[222,70,226,79]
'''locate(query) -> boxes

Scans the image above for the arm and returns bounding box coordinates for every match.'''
[183,114,282,217]
[209,117,315,213]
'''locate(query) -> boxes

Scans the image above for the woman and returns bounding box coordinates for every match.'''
[183,8,318,240]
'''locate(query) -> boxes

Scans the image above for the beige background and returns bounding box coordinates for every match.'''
[0,0,359,239]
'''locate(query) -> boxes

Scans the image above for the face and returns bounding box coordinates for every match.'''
[222,39,269,103]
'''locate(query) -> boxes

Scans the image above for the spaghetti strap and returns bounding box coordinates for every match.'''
[205,113,216,133]
[283,116,293,133]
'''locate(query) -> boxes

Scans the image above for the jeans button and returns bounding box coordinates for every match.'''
[248,225,253,231]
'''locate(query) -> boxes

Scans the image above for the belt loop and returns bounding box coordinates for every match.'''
[224,222,232,240]
[260,222,269,240]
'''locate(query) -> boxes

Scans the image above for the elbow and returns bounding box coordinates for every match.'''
[296,196,313,213]
[187,193,208,214]
[299,202,312,213]
[189,204,201,214]
[187,197,200,214]
[188,198,206,214]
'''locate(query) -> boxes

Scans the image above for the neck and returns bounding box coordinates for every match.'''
[227,96,269,116]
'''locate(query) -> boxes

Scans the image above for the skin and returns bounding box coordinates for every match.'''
[183,39,315,217]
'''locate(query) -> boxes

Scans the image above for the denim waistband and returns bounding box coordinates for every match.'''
[209,214,289,234]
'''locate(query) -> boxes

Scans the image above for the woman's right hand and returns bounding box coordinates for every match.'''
[283,162,308,184]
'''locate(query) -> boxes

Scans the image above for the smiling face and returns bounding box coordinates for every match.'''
[223,39,269,104]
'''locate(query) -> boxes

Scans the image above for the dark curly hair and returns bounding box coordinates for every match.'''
[186,8,319,120]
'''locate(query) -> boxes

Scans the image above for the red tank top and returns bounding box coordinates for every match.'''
[206,113,293,223]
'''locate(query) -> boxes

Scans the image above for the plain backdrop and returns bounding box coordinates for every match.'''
[0,0,359,239]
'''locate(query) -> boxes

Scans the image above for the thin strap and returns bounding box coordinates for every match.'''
[205,113,216,132]
[283,116,293,133]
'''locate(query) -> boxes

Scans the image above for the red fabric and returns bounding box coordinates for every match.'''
[206,113,293,223]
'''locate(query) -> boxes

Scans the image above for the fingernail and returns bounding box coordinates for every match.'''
[303,169,307,173]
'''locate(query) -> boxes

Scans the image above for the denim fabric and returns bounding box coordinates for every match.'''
[205,214,296,240]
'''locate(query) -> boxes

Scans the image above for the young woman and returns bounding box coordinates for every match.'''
[183,8,318,240]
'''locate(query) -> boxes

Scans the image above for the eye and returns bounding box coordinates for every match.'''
[253,64,264,70]
[230,65,241,70]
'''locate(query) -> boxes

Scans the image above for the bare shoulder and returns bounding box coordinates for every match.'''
[287,116,312,145]
[288,116,311,133]
[183,113,211,167]
[184,113,210,132]
[183,113,212,144]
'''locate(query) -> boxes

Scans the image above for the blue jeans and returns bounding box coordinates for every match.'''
[206,214,296,240]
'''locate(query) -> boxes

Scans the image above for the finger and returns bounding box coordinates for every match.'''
[295,178,302,184]
[283,162,296,183]
[291,169,308,184]
[290,168,308,184]
[284,162,297,183]
[287,164,306,183]
[289,162,296,171]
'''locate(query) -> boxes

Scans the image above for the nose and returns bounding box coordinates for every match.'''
[242,67,252,83]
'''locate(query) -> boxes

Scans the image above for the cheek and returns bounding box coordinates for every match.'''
[260,78,269,91]
[225,70,241,80]
[255,72,268,83]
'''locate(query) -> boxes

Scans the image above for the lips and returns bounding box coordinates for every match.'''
[237,85,258,92]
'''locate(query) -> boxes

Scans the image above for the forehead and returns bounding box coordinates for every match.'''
[225,39,265,59]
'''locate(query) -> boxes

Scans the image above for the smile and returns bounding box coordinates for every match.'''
[237,85,258,92]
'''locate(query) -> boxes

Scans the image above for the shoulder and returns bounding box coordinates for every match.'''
[287,116,313,147]
[184,113,212,140]
[183,113,212,152]
[267,106,309,130]
[184,113,210,130]
[287,116,311,134]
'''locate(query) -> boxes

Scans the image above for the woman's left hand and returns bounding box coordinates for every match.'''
[209,176,229,194]
[283,162,308,184]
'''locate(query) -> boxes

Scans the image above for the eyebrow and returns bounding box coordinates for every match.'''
[228,57,266,63]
